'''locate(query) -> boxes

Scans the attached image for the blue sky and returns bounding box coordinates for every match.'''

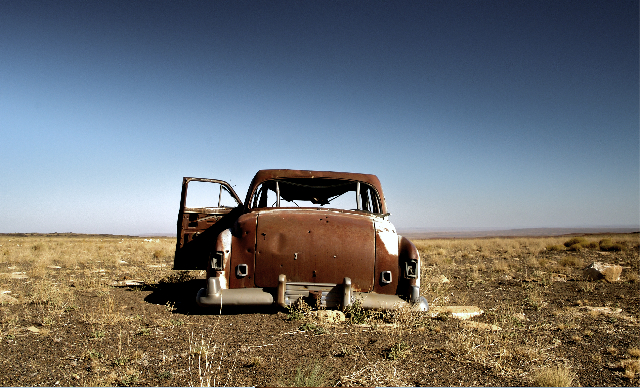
[1,0,638,235]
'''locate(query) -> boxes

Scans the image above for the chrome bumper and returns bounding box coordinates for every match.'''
[196,275,428,312]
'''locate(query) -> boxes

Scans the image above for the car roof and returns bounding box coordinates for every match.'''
[245,169,387,213]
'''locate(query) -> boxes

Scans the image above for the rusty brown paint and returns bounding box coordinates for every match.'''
[228,213,257,289]
[253,209,376,291]
[399,236,419,288]
[174,177,242,270]
[373,230,400,295]
[176,169,427,311]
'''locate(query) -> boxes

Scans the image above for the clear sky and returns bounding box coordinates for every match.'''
[1,0,638,235]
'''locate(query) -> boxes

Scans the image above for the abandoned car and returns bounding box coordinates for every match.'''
[174,169,428,311]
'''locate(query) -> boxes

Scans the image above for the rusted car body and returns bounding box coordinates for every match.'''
[175,169,428,311]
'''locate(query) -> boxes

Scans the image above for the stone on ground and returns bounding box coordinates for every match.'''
[428,306,484,320]
[583,262,622,282]
[311,310,345,323]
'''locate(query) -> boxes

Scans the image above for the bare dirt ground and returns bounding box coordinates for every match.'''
[0,233,638,387]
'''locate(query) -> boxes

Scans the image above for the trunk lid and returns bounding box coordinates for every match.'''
[254,209,376,291]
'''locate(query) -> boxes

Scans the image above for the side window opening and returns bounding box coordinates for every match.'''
[186,181,239,209]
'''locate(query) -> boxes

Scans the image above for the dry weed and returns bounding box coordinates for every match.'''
[532,366,576,387]
[621,359,640,379]
[559,255,583,268]
[628,347,640,358]
[340,361,407,387]
[492,259,510,272]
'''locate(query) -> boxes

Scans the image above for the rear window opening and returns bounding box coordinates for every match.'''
[250,178,382,213]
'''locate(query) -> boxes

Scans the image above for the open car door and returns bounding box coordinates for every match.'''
[174,177,242,270]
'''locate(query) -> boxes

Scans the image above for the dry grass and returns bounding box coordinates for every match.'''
[0,235,174,283]
[340,361,407,387]
[415,234,639,285]
[0,233,638,386]
[532,366,576,387]
[559,255,583,268]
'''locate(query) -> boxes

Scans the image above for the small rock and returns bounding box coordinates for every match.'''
[310,310,345,323]
[27,326,40,333]
[580,306,622,315]
[0,292,18,304]
[428,306,484,320]
[111,280,144,287]
[430,275,449,283]
[550,273,567,282]
[583,262,622,282]
[512,313,528,321]
[10,272,28,279]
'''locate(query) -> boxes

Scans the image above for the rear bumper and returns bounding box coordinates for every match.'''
[196,275,428,311]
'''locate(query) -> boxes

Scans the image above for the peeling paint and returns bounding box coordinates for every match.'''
[375,220,398,256]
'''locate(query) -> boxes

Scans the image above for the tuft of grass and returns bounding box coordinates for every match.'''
[112,356,130,367]
[492,259,510,272]
[546,244,565,252]
[118,369,140,387]
[628,347,640,358]
[289,361,329,387]
[525,288,546,310]
[246,356,264,368]
[91,330,105,339]
[559,255,583,268]
[31,243,45,252]
[86,349,104,361]
[298,322,325,335]
[578,281,595,293]
[286,299,312,321]
[344,299,369,324]
[385,341,410,360]
[532,366,576,387]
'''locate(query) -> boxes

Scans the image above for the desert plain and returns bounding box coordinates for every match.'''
[0,232,638,386]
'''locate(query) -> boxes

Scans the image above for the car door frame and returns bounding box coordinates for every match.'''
[174,177,243,270]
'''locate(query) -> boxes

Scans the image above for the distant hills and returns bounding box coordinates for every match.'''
[397,227,640,239]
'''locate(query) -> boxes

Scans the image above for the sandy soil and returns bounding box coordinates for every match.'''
[0,234,638,386]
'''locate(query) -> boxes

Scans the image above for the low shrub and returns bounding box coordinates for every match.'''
[584,241,599,249]
[599,239,625,252]
[546,245,565,252]
[564,237,587,248]
[563,237,597,251]
[290,360,329,387]
[566,244,583,252]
